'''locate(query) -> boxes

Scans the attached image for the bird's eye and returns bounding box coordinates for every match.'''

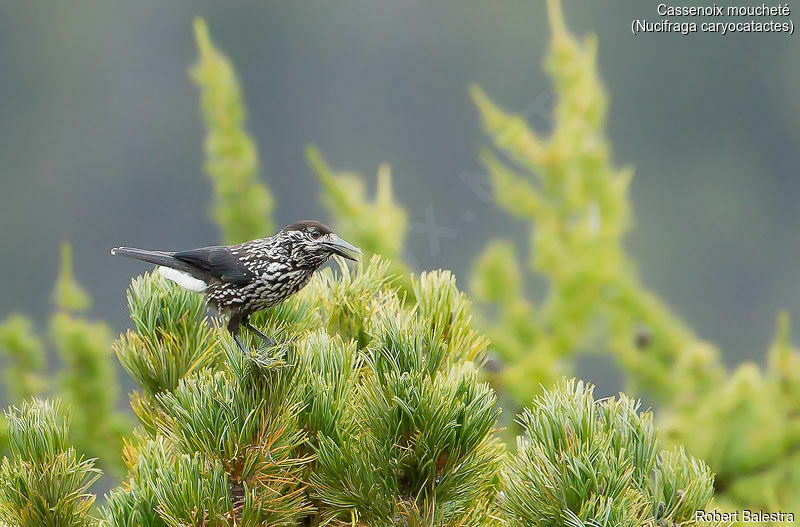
[310,229,322,239]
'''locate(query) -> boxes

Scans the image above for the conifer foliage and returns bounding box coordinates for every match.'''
[0,262,719,526]
[103,257,505,526]
[0,399,100,527]
[503,381,715,527]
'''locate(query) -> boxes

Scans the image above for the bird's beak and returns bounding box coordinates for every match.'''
[324,234,362,262]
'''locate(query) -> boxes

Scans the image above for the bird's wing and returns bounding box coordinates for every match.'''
[172,246,256,285]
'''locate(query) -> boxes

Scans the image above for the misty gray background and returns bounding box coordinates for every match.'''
[1,1,798,396]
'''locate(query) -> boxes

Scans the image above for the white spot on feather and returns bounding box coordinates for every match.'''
[158,266,207,292]
[267,262,284,273]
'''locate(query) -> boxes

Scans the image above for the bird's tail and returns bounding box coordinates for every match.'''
[110,247,183,269]
[111,246,207,291]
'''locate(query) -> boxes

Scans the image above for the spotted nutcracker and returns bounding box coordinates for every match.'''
[111,220,361,354]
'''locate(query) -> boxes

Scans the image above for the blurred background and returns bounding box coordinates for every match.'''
[0,0,798,398]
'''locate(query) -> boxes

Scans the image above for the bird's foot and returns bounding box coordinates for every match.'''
[246,322,276,348]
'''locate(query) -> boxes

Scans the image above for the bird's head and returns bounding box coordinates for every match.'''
[280,220,362,265]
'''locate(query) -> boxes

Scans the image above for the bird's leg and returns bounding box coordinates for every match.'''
[227,315,249,356]
[243,315,276,347]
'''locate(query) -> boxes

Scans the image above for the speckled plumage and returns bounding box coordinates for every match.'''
[208,230,328,312]
[112,220,361,354]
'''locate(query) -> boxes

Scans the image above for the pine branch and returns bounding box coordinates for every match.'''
[113,272,219,436]
[114,272,218,397]
[191,18,275,244]
[101,436,172,527]
[470,0,800,515]
[0,399,100,527]
[309,264,502,526]
[471,0,725,405]
[502,380,718,527]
